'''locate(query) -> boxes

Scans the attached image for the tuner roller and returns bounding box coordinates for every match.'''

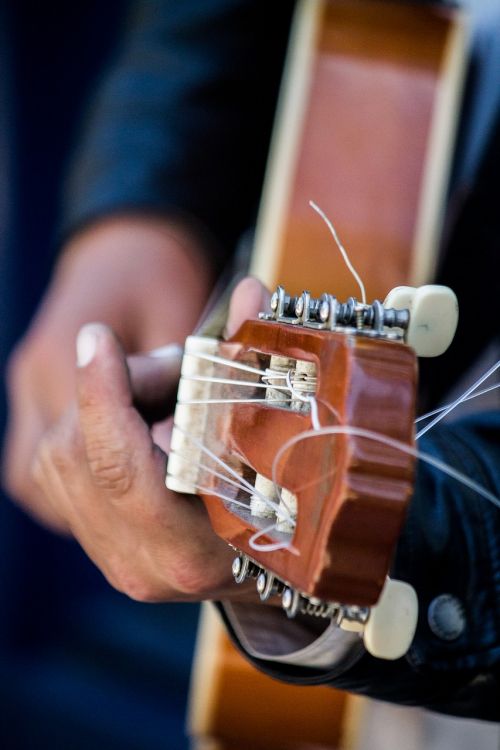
[232,554,262,584]
[256,571,277,601]
[282,587,301,618]
[362,578,418,660]
[232,555,249,584]
[384,285,458,358]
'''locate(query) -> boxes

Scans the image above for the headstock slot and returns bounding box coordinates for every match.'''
[167,317,417,608]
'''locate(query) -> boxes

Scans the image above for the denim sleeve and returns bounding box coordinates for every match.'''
[61,0,292,265]
[219,411,500,720]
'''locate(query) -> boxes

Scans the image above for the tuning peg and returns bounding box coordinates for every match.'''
[384,285,458,357]
[362,578,418,660]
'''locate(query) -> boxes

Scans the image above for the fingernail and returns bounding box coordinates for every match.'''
[76,324,101,367]
[148,343,184,361]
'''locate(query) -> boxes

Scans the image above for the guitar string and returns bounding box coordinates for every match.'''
[279,376,500,510]
[174,452,299,535]
[178,362,323,523]
[170,351,499,548]
[172,369,303,550]
[309,200,367,305]
[195,485,255,512]
[169,388,499,562]
[180,355,498,430]
[248,522,299,554]
[285,370,320,430]
[172,424,295,526]
[174,456,297,553]
[416,359,500,440]
[174,358,307,529]
[246,378,328,551]
[177,367,306,407]
[415,383,500,424]
[175,388,341,510]
[177,417,500,557]
[179,397,293,405]
[182,374,292,391]
[194,485,298,557]
[172,453,258,496]
[271,425,500,512]
[184,350,273,377]
[248,377,322,549]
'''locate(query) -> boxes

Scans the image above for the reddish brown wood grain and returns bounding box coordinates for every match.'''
[199,319,417,606]
[253,0,463,300]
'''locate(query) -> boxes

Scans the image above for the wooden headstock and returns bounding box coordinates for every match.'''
[167,284,457,658]
[206,319,416,606]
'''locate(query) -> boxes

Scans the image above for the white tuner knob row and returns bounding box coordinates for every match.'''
[384,285,458,357]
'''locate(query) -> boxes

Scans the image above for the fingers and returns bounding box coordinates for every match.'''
[128,345,183,423]
[25,321,255,603]
[2,346,72,533]
[76,324,152,496]
[225,276,271,338]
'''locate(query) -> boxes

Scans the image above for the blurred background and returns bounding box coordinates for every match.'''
[0,1,498,749]
[0,3,198,748]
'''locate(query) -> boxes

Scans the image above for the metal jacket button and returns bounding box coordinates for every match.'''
[428,594,466,641]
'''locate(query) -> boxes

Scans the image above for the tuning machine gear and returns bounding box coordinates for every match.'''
[262,283,458,357]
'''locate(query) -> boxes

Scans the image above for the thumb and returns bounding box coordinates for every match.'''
[225,276,271,339]
[76,323,152,494]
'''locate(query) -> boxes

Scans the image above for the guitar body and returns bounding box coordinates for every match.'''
[188,1,467,748]
[252,0,467,298]
[189,603,352,750]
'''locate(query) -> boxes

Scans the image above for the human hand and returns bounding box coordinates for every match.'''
[27,277,269,601]
[3,215,215,532]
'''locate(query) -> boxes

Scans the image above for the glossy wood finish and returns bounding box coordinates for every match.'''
[252,0,467,300]
[200,320,417,605]
[190,604,349,750]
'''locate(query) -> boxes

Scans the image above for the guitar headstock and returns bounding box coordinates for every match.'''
[167,284,458,659]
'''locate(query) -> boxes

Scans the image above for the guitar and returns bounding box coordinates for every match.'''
[172,279,458,749]
[168,279,458,639]
[170,0,468,747]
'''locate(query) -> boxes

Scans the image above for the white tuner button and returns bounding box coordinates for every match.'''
[383,285,416,312]
[384,284,458,357]
[363,578,418,660]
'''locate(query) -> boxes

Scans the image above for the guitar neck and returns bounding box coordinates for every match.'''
[251,0,468,299]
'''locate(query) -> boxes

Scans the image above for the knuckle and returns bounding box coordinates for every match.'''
[29,419,79,488]
[107,568,164,603]
[86,441,134,495]
[168,556,219,598]
[6,330,50,392]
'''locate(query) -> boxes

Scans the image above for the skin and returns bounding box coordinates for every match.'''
[3,215,270,602]
[3,215,215,532]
